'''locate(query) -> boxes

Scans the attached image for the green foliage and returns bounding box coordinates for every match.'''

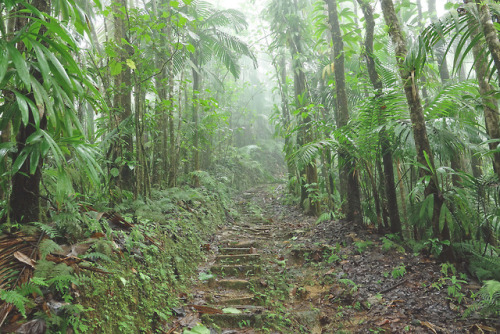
[391,264,407,279]
[354,240,373,254]
[466,280,500,317]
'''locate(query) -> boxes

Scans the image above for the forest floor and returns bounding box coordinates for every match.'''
[169,184,500,333]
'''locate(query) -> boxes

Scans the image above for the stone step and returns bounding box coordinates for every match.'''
[219,247,254,255]
[211,264,261,277]
[216,279,251,290]
[211,295,255,305]
[201,312,263,328]
[216,254,260,265]
[224,240,259,248]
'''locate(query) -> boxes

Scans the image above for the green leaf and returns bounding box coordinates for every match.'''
[31,40,50,84]
[110,61,122,76]
[0,41,8,85]
[186,43,196,53]
[14,91,29,126]
[222,307,242,314]
[29,145,40,174]
[7,43,31,89]
[126,59,136,70]
[110,168,119,178]
[12,149,30,174]
[45,49,73,96]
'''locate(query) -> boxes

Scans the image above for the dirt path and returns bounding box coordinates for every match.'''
[171,185,499,333]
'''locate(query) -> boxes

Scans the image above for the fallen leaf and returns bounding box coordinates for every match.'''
[179,313,199,327]
[13,251,36,268]
[375,319,390,326]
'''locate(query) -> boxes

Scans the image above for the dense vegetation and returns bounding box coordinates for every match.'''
[0,0,499,331]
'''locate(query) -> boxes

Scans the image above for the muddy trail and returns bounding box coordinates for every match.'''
[170,185,499,333]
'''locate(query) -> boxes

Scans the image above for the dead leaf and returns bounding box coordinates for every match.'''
[13,251,36,268]
[178,312,199,327]
[91,232,106,238]
[375,319,390,326]
[325,268,335,275]
[420,321,438,334]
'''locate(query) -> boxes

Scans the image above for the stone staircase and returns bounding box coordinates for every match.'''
[199,195,274,332]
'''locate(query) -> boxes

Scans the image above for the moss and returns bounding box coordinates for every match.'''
[76,187,227,333]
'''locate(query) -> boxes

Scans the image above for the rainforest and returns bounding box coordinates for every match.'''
[0,0,499,333]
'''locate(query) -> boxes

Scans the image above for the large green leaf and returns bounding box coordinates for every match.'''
[6,43,31,89]
[0,41,8,84]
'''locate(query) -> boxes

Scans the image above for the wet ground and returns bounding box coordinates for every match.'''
[171,184,500,333]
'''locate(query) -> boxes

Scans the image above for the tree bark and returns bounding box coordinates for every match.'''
[326,0,362,224]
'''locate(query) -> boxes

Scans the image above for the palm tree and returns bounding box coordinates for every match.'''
[381,0,452,255]
[325,0,362,224]
[183,1,257,186]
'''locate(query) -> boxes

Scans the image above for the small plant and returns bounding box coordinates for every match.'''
[326,243,341,264]
[423,238,451,257]
[465,280,500,317]
[391,264,406,279]
[354,240,373,254]
[380,235,405,253]
[445,276,467,304]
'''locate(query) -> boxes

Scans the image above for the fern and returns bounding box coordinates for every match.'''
[32,222,60,239]
[83,252,113,263]
[39,239,63,259]
[316,211,336,224]
[465,280,500,317]
[0,290,31,317]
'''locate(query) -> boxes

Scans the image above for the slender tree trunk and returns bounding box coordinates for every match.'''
[381,0,451,249]
[476,0,500,81]
[192,57,201,187]
[326,0,362,224]
[286,2,320,215]
[470,0,500,179]
[358,0,401,233]
[112,0,134,192]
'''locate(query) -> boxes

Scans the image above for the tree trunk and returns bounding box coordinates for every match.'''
[469,0,500,179]
[192,57,201,187]
[357,0,401,233]
[476,0,500,81]
[287,4,320,216]
[381,0,450,248]
[113,0,134,192]
[9,0,50,224]
[326,0,362,224]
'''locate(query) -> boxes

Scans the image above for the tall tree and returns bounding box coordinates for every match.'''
[2,0,101,223]
[357,0,401,233]
[325,0,362,223]
[185,3,256,186]
[467,1,500,179]
[381,0,450,247]
[111,0,134,191]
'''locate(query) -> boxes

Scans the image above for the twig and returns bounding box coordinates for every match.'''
[378,278,407,294]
